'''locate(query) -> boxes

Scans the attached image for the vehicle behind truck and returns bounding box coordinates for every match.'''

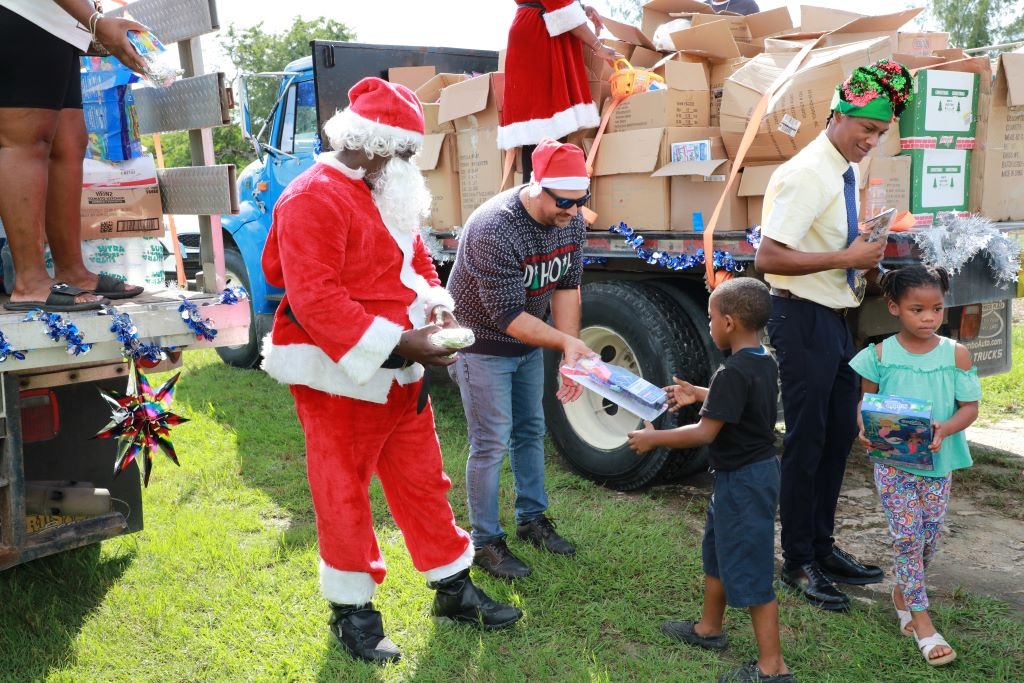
[218,39,1022,493]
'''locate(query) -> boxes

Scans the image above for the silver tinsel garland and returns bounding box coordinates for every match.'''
[420,227,456,264]
[912,214,1021,284]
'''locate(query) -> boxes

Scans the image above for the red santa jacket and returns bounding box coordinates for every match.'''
[260,157,453,402]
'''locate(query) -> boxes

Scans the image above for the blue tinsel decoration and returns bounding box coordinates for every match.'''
[0,330,26,362]
[608,222,744,273]
[24,310,91,356]
[178,297,217,342]
[106,308,166,364]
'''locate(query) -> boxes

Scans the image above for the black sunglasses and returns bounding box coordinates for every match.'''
[543,187,591,209]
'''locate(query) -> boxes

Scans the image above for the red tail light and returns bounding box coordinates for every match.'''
[959,304,982,341]
[19,389,59,443]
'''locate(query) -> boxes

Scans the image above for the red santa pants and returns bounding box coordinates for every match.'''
[291,380,472,605]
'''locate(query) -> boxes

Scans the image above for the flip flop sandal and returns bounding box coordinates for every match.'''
[661,620,729,651]
[3,282,108,313]
[92,273,144,300]
[915,631,957,666]
[891,587,913,636]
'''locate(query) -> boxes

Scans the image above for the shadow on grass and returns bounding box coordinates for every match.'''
[0,544,134,680]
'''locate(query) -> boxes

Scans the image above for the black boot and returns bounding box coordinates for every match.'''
[428,568,523,629]
[328,602,401,664]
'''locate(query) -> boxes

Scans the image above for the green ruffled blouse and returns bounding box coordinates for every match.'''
[849,335,981,477]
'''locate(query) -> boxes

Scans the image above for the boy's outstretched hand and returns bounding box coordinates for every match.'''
[664,376,700,412]
[627,421,657,455]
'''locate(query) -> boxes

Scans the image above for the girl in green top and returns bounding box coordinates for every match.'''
[850,264,980,669]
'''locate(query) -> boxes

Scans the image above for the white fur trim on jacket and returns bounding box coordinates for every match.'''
[422,542,474,582]
[543,2,587,36]
[422,286,455,319]
[497,101,600,150]
[261,334,424,404]
[320,560,378,605]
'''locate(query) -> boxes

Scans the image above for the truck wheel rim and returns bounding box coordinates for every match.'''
[562,325,644,450]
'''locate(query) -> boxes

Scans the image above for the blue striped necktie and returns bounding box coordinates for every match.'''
[841,167,861,296]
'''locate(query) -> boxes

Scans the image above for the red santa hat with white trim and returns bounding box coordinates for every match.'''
[323,76,425,151]
[528,137,589,196]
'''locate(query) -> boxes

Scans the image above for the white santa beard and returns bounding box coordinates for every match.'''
[371,157,431,235]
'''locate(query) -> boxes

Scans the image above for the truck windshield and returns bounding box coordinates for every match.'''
[280,80,318,155]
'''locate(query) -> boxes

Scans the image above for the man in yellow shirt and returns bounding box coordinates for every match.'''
[755,60,914,611]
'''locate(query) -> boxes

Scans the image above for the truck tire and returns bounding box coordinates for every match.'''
[543,281,717,490]
[215,246,265,369]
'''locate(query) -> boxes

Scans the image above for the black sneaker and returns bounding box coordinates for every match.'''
[474,538,532,580]
[718,661,796,682]
[818,546,884,586]
[780,563,850,612]
[328,602,401,664]
[516,515,576,556]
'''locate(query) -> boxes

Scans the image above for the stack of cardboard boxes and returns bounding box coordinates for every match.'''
[405,3,1024,235]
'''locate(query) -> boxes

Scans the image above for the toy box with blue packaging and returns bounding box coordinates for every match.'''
[861,393,934,470]
[81,55,143,161]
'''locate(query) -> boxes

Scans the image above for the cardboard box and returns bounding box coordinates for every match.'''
[861,392,935,471]
[438,72,504,131]
[709,57,749,126]
[81,155,164,240]
[737,162,782,225]
[813,8,924,56]
[899,69,980,149]
[902,147,971,225]
[593,126,719,230]
[415,74,467,134]
[663,159,748,232]
[388,65,436,91]
[416,133,461,232]
[858,155,911,215]
[607,61,710,132]
[897,32,950,57]
[641,0,715,40]
[971,53,1024,220]
[720,37,891,162]
[602,15,658,51]
[455,126,502,221]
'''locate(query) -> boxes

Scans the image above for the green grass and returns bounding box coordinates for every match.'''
[1,350,1022,682]
[978,320,1024,422]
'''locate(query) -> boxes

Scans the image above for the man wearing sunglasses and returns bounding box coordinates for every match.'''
[447,138,597,581]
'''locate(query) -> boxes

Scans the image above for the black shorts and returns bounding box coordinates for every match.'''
[0,6,84,110]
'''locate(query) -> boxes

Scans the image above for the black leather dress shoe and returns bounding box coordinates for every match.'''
[818,546,884,585]
[473,538,532,580]
[328,602,401,664]
[780,563,850,611]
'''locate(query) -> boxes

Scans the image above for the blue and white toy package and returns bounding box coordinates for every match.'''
[861,393,934,470]
[560,358,668,421]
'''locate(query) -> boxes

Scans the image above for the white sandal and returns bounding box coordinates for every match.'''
[915,630,957,666]
[891,587,913,636]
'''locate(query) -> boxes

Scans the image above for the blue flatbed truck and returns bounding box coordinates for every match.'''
[218,40,1023,491]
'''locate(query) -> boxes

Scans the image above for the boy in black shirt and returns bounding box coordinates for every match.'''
[628,278,793,683]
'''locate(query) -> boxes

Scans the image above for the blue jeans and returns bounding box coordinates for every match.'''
[448,349,548,547]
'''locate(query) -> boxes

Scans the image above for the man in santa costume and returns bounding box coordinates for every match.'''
[260,76,522,665]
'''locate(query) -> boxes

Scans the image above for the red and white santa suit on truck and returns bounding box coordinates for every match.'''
[260,77,520,664]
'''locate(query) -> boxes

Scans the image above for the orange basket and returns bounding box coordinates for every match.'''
[609,58,665,101]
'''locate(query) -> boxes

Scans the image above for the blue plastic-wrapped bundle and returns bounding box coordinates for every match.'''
[80,55,143,161]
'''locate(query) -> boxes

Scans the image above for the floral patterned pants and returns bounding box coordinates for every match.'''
[873,464,952,611]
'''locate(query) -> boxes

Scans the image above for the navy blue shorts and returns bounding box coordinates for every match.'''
[0,7,84,110]
[702,456,781,608]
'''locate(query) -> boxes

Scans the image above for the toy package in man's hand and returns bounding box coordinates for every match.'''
[560,358,668,421]
[861,393,934,470]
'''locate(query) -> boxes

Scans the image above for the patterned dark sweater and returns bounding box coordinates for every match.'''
[447,187,585,356]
